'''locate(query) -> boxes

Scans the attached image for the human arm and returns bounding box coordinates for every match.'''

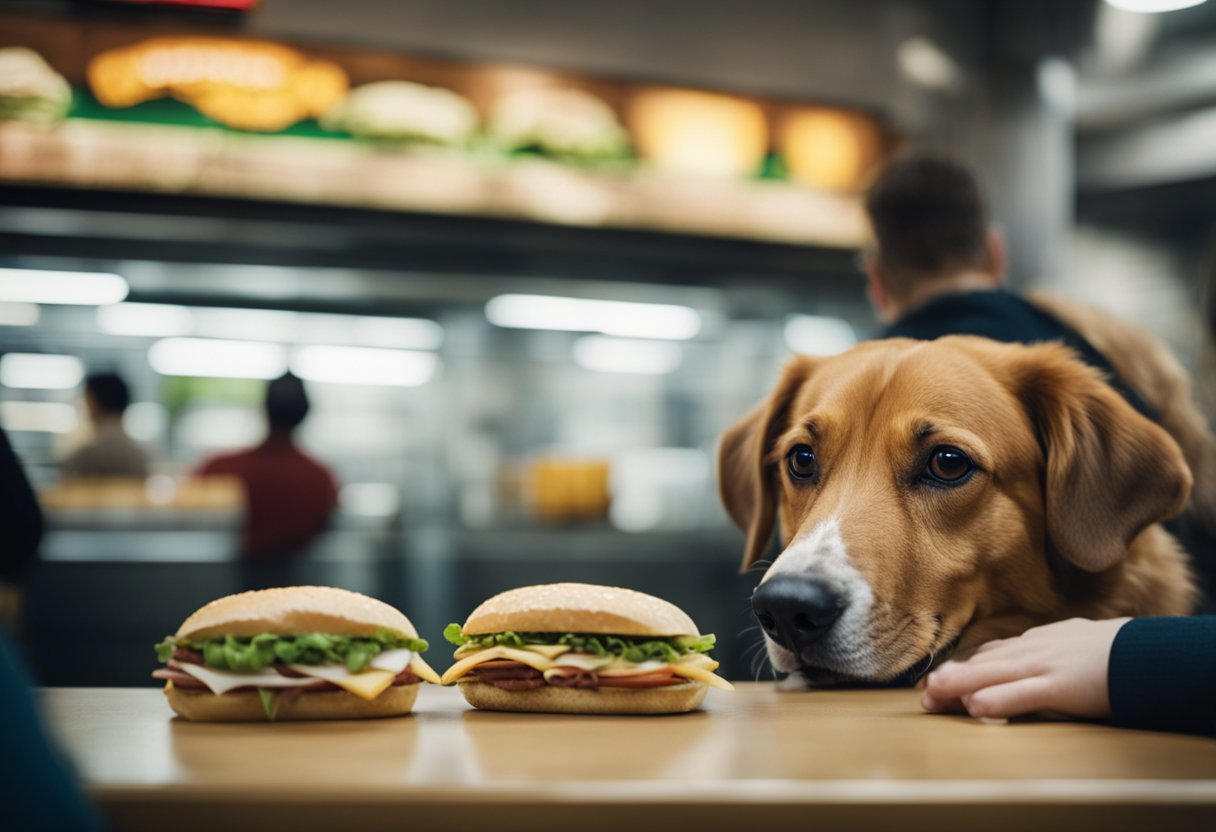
[920,617,1126,722]
[921,617,1216,735]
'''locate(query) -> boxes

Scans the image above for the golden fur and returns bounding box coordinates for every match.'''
[1028,292,1216,541]
[719,336,1196,678]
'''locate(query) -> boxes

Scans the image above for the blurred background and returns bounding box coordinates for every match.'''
[2,0,1215,684]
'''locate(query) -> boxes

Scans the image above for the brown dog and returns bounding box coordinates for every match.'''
[719,335,1196,688]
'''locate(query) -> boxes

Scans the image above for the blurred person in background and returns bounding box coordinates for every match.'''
[60,371,151,479]
[195,372,338,590]
[0,425,43,633]
[861,150,1216,607]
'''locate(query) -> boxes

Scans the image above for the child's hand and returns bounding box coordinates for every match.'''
[921,618,1131,722]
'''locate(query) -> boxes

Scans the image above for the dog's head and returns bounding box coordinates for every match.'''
[719,336,1191,687]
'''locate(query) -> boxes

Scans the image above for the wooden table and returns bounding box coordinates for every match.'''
[44,684,1216,832]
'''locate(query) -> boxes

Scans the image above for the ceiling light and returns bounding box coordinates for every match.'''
[340,482,401,517]
[0,401,77,433]
[191,307,301,342]
[97,302,195,337]
[291,345,438,387]
[572,336,683,375]
[486,294,700,340]
[896,37,963,92]
[0,268,128,305]
[148,338,288,379]
[1104,0,1206,12]
[0,353,85,390]
[0,302,40,327]
[783,315,858,356]
[353,316,444,350]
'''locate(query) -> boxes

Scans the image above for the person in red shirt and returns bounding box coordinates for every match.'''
[196,372,338,589]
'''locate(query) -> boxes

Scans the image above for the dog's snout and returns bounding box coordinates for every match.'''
[752,575,845,653]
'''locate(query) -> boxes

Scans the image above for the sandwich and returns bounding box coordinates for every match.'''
[441,582,733,714]
[153,585,440,721]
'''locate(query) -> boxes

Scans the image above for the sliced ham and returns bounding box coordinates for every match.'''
[598,671,685,688]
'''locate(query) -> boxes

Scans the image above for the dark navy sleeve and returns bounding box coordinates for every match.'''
[1108,617,1216,735]
[0,636,106,831]
[0,426,43,583]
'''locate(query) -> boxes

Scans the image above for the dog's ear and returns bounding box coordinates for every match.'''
[717,357,818,572]
[1014,343,1192,572]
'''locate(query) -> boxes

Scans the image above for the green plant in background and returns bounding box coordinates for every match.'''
[161,376,266,419]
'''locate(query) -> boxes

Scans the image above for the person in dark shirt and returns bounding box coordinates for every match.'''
[195,372,339,589]
[863,151,1154,415]
[0,425,43,588]
[862,151,1216,603]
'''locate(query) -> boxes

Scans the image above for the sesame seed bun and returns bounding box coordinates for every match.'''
[174,586,418,641]
[460,583,700,637]
[457,680,705,715]
[164,683,418,722]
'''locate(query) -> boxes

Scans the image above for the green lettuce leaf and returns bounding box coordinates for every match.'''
[443,624,716,662]
[257,688,279,721]
[155,628,428,673]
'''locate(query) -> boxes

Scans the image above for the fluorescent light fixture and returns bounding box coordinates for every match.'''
[573,336,683,375]
[354,316,444,350]
[123,401,169,443]
[784,315,858,356]
[148,338,288,379]
[486,294,701,340]
[291,345,438,387]
[897,37,963,92]
[0,302,40,327]
[0,268,128,305]
[98,302,444,350]
[191,307,301,342]
[1104,0,1206,11]
[0,401,77,433]
[97,302,194,337]
[340,482,401,517]
[0,353,85,390]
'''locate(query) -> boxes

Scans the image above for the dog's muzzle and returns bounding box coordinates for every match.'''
[752,574,846,660]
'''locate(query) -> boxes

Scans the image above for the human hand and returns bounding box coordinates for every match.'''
[920,617,1131,722]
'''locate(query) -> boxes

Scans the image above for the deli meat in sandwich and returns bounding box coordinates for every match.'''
[441,582,733,714]
[153,586,440,721]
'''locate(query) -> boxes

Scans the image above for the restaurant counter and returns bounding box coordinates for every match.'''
[43,683,1216,832]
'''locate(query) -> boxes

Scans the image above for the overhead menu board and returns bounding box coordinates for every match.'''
[0,12,895,248]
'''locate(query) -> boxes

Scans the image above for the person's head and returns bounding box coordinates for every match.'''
[84,372,131,422]
[264,372,310,434]
[863,151,1006,323]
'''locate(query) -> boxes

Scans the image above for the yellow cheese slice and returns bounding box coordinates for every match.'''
[287,664,396,701]
[669,664,735,691]
[453,643,571,660]
[332,669,396,701]
[595,660,667,677]
[522,644,572,660]
[409,654,442,685]
[677,653,720,670]
[547,652,616,671]
[440,646,557,685]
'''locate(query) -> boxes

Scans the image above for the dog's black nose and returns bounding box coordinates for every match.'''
[752,575,845,654]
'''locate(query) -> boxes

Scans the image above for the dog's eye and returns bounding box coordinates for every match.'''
[925,446,974,484]
[786,445,818,481]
